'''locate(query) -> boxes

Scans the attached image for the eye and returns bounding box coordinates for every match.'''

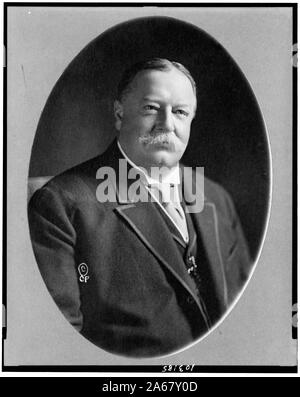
[174,109,189,117]
[143,105,159,112]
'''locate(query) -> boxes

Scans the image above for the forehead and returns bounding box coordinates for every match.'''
[127,68,196,103]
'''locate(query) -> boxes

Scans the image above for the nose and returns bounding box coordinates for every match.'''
[156,108,174,132]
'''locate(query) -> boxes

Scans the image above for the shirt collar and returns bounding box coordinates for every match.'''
[117,140,180,185]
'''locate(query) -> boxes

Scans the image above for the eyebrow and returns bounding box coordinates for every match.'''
[142,97,192,107]
[142,97,160,102]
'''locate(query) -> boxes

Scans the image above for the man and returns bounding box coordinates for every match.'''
[28,58,251,358]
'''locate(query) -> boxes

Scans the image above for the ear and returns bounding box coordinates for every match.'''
[114,100,124,131]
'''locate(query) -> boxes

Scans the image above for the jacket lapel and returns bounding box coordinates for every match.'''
[115,198,203,310]
[113,159,203,311]
[182,166,229,309]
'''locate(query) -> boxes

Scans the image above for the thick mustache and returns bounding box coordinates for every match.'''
[139,131,173,145]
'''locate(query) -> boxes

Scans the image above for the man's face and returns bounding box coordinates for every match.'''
[115,68,196,170]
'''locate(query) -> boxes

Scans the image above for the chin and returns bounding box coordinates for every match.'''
[148,151,180,168]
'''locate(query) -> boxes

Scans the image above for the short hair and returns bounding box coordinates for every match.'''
[116,58,197,101]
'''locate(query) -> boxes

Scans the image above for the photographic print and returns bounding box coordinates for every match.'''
[3,4,297,370]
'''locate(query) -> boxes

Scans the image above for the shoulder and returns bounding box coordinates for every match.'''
[29,155,100,204]
[187,168,237,226]
[184,164,232,206]
[204,176,238,223]
[181,164,238,225]
[29,140,120,205]
[204,176,231,204]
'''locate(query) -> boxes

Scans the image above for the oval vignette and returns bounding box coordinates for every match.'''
[28,16,271,358]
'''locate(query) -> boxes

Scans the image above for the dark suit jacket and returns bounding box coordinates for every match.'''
[28,140,251,357]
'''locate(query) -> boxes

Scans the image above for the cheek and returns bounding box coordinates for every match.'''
[123,114,153,133]
[175,122,191,143]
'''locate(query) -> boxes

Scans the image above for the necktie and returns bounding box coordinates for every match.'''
[149,183,189,243]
